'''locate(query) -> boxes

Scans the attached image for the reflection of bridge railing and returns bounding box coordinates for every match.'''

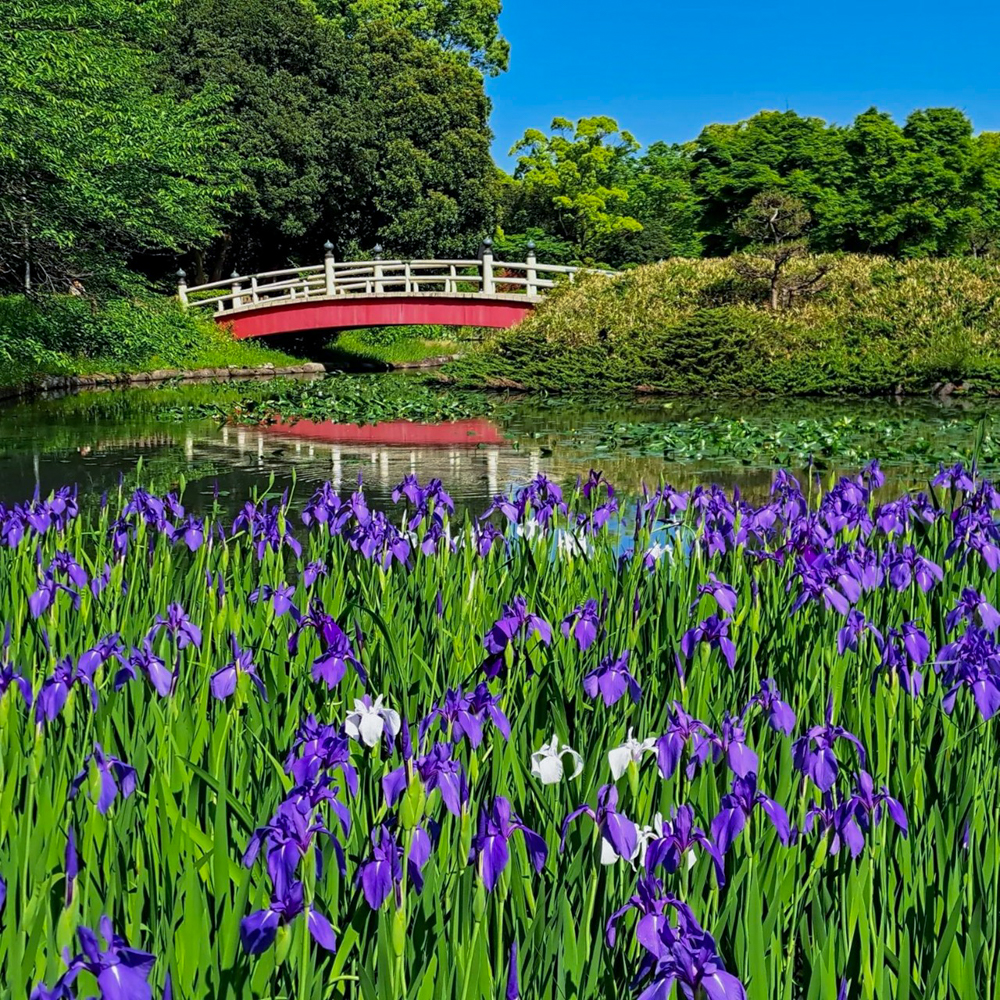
[177,242,617,315]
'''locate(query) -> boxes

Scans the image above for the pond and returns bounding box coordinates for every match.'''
[0,374,997,512]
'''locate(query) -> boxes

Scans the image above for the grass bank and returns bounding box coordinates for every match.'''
[446,256,1000,395]
[0,295,300,390]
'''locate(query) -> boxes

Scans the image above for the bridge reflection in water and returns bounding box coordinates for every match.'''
[215,416,541,502]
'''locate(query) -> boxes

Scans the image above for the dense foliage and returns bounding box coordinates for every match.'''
[448,257,1000,394]
[1,463,1000,998]
[505,109,1000,267]
[0,297,296,389]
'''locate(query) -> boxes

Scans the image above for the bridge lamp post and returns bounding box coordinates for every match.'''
[525,240,537,297]
[323,240,336,297]
[480,237,495,295]
[176,269,188,307]
[230,270,243,309]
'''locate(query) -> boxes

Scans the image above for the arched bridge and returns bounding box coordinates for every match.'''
[177,245,615,339]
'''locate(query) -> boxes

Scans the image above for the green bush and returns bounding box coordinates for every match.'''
[445,256,1000,395]
[0,295,299,388]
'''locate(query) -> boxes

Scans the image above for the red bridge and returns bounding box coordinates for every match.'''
[177,244,615,339]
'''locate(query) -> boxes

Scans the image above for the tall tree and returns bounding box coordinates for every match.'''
[161,0,499,278]
[507,116,642,259]
[0,0,238,295]
[689,110,856,255]
[315,0,509,75]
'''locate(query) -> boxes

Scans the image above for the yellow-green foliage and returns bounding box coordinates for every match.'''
[446,256,1000,394]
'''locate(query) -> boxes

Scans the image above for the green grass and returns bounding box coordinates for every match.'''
[0,466,998,998]
[318,326,474,369]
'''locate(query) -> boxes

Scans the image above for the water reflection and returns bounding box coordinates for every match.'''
[0,379,992,515]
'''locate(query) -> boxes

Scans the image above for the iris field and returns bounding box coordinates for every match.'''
[1,461,999,999]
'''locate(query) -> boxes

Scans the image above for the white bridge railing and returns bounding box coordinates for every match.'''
[177,241,616,315]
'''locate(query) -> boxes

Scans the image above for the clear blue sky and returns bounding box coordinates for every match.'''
[487,0,1000,168]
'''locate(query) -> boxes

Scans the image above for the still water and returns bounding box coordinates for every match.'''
[0,377,995,514]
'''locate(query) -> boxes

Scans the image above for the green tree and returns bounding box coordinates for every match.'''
[161,1,498,278]
[844,107,978,257]
[732,190,827,309]
[507,116,642,259]
[315,0,509,75]
[0,0,238,295]
[690,110,856,255]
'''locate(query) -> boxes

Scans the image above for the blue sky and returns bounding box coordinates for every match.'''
[486,0,1000,168]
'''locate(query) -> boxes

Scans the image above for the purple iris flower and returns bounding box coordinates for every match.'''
[345,508,411,568]
[680,615,736,671]
[935,624,1000,720]
[946,588,1000,634]
[481,473,567,528]
[211,636,267,702]
[481,597,552,679]
[605,873,693,948]
[583,650,641,706]
[35,655,98,724]
[654,702,702,779]
[872,624,928,696]
[232,497,303,560]
[886,544,943,593]
[357,823,433,909]
[77,633,123,678]
[471,796,548,891]
[28,572,81,619]
[115,639,174,698]
[302,482,351,533]
[240,881,336,956]
[284,716,358,794]
[58,917,156,1000]
[644,805,726,887]
[0,874,5,915]
[49,550,89,589]
[561,599,601,651]
[149,604,201,649]
[249,583,297,618]
[303,561,327,587]
[933,461,976,491]
[745,679,796,735]
[791,700,866,791]
[70,743,137,814]
[474,521,508,557]
[167,514,204,552]
[694,573,738,615]
[392,474,454,531]
[635,909,746,1000]
[805,771,907,858]
[688,715,758,779]
[711,774,792,854]
[289,600,367,689]
[383,743,468,817]
[421,683,510,748]
[837,610,882,656]
[90,564,113,597]
[561,784,638,863]
[243,794,347,899]
[0,662,33,707]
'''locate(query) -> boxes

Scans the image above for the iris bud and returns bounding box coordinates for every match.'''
[400,776,425,830]
[392,908,407,956]
[472,882,487,922]
[627,759,640,799]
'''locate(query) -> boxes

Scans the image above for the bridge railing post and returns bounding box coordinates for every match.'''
[481,238,495,295]
[372,244,383,294]
[230,271,242,309]
[250,276,259,304]
[448,264,457,294]
[324,241,336,296]
[403,260,412,293]
[525,241,537,297]
[176,269,188,308]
